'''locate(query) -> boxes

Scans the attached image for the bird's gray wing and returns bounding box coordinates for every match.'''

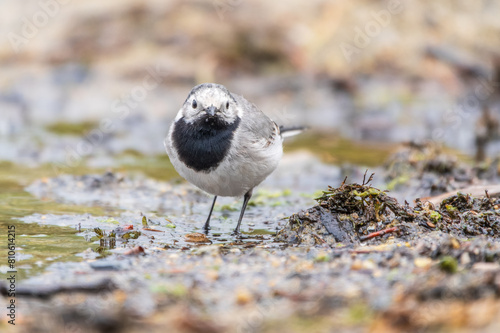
[231,93,280,147]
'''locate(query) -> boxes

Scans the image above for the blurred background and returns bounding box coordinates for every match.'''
[1,0,500,172]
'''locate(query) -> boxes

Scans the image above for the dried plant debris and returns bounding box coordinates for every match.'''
[384,141,499,197]
[277,173,500,246]
[436,192,500,236]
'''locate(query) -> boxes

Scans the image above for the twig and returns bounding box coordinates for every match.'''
[359,227,399,241]
[362,170,375,186]
[312,234,326,244]
[143,227,163,232]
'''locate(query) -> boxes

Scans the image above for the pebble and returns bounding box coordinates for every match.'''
[89,260,126,271]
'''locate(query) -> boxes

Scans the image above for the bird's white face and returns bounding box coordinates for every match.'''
[177,83,241,124]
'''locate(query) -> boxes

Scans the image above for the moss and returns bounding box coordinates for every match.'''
[445,204,458,213]
[249,189,292,207]
[244,229,275,235]
[46,121,98,136]
[346,303,374,325]
[97,218,119,224]
[121,148,145,157]
[117,154,179,181]
[218,204,239,212]
[314,254,330,262]
[150,283,187,298]
[439,256,458,273]
[429,210,442,223]
[285,132,397,166]
[122,231,141,239]
[386,175,410,190]
[352,188,382,198]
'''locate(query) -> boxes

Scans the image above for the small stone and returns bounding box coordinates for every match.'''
[192,245,220,256]
[362,260,376,270]
[414,257,432,269]
[236,288,253,305]
[270,258,281,268]
[351,260,363,270]
[205,270,219,281]
[450,238,460,249]
[124,246,145,256]
[472,262,500,272]
[460,252,471,266]
[229,248,242,255]
[295,261,314,272]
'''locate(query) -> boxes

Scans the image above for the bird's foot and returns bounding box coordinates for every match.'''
[231,229,242,237]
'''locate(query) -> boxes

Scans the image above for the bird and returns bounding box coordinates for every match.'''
[165,83,301,234]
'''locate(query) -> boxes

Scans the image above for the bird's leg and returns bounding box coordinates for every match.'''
[233,189,253,235]
[203,196,217,232]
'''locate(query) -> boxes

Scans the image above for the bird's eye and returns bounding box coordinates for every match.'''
[192,99,197,109]
[226,101,229,109]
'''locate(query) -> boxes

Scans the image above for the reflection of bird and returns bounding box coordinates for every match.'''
[165,83,302,234]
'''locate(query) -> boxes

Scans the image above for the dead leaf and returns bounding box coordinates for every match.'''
[185,233,211,243]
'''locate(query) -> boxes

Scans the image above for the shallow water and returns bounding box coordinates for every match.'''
[0,181,95,280]
[0,135,369,281]
[0,126,460,281]
[0,162,116,280]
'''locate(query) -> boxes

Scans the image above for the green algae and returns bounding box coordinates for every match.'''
[116,152,178,181]
[46,121,98,136]
[285,132,397,166]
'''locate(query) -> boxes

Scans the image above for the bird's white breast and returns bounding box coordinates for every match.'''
[165,123,282,197]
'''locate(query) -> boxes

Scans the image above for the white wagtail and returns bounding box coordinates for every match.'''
[165,83,302,234]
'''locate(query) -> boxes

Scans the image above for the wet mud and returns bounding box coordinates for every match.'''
[2,144,500,332]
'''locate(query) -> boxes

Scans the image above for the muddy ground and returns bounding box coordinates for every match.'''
[1,144,500,333]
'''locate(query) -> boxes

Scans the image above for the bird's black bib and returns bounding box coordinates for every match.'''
[172,116,241,172]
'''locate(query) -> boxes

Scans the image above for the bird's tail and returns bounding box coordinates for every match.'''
[279,125,307,138]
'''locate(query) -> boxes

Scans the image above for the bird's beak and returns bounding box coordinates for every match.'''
[205,106,218,117]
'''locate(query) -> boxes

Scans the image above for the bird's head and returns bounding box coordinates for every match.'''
[178,83,240,125]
